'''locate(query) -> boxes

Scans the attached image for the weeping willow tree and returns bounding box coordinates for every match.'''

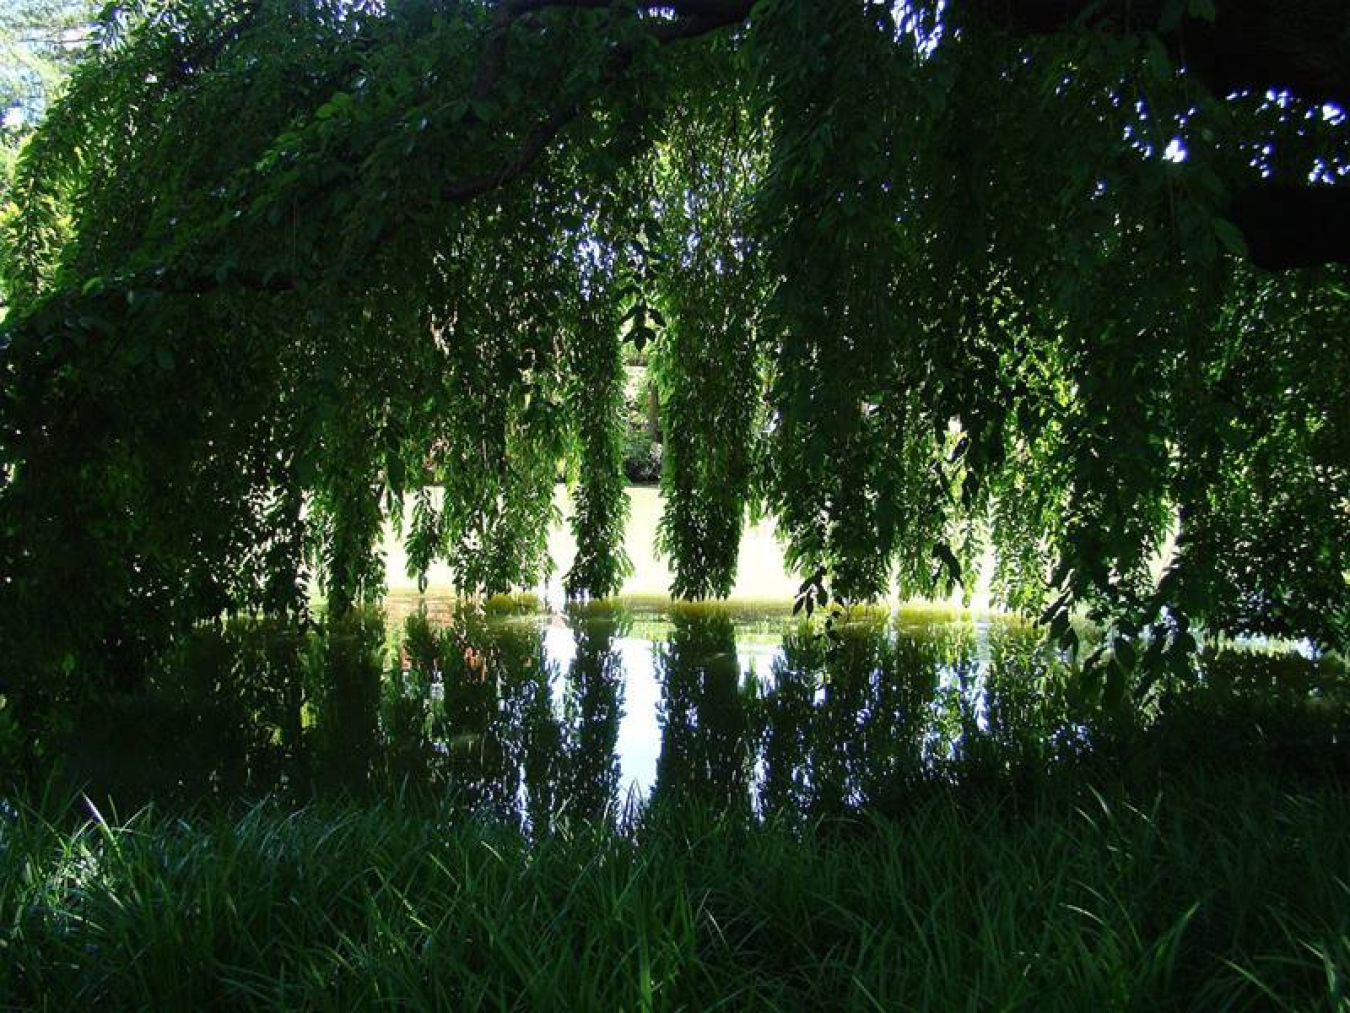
[0,0,1347,724]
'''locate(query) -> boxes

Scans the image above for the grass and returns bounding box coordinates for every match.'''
[3,772,1348,1011]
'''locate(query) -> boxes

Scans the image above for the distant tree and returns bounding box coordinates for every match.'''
[0,1,91,176]
[0,0,1346,724]
[0,0,92,318]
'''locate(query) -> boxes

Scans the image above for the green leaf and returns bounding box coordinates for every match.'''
[1144,36,1172,80]
[1103,660,1126,709]
[1188,0,1216,22]
[1113,635,1136,671]
[932,542,962,585]
[295,454,318,488]
[1049,611,1071,641]
[1158,0,1186,32]
[316,92,350,120]
[1213,218,1248,257]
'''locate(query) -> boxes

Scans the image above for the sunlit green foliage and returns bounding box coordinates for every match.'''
[562,272,631,598]
[0,0,1347,728]
[0,0,91,186]
[650,57,766,598]
[0,0,94,324]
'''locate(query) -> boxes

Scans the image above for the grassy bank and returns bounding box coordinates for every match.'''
[3,773,1347,1010]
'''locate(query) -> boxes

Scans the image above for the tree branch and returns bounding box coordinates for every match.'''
[471,1,518,101]
[442,102,580,203]
[158,5,740,300]
[453,0,746,205]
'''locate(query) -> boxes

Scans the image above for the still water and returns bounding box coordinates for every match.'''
[383,599,1060,812]
[58,597,1344,821]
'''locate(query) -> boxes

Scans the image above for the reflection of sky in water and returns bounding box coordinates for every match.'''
[53,596,1338,817]
[380,601,1061,810]
[371,599,1339,823]
[545,624,783,800]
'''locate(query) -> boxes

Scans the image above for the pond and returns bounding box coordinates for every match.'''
[53,597,1348,823]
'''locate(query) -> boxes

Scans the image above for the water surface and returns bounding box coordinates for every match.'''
[56,597,1346,823]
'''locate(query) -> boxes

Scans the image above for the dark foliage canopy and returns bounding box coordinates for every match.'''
[0,0,1347,706]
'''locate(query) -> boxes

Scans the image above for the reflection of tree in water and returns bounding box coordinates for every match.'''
[396,606,631,829]
[956,623,1074,786]
[319,608,575,810]
[503,621,563,834]
[65,619,314,806]
[55,596,1100,817]
[761,615,976,819]
[59,600,1177,817]
[757,626,817,818]
[918,619,983,783]
[313,614,384,796]
[559,605,626,826]
[383,612,439,790]
[368,610,1083,817]
[435,610,559,824]
[653,610,756,813]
